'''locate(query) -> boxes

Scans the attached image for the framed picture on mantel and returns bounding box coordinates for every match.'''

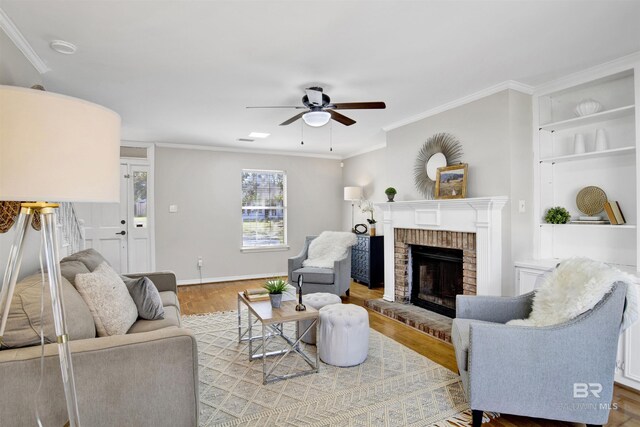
[435,163,468,199]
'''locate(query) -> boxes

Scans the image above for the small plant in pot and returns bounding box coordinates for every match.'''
[545,206,571,224]
[264,278,288,308]
[385,187,397,202]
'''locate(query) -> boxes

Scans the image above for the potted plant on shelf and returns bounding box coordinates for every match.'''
[385,187,397,202]
[545,206,571,224]
[360,200,377,236]
[264,278,288,308]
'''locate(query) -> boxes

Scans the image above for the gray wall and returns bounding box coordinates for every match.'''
[342,89,533,295]
[0,31,44,278]
[155,147,343,282]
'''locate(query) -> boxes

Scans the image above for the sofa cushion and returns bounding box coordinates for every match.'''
[127,305,181,334]
[292,267,334,284]
[60,260,91,287]
[159,291,180,309]
[451,318,497,371]
[75,262,138,336]
[1,273,95,349]
[61,248,108,272]
[121,276,165,320]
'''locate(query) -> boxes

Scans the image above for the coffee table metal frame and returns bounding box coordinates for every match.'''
[237,293,319,384]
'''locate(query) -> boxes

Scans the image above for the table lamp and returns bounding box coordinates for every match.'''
[0,85,120,426]
[343,186,363,232]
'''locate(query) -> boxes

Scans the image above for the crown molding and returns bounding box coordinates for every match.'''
[154,141,342,160]
[382,80,533,132]
[533,51,640,95]
[0,8,50,74]
[342,142,387,160]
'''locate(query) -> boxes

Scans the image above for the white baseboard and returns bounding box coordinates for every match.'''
[177,271,288,286]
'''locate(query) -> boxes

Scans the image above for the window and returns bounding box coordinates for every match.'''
[241,170,287,249]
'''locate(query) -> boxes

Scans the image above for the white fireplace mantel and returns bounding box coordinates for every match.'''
[375,196,508,301]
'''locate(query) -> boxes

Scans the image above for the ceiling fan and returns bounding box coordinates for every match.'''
[246,87,386,127]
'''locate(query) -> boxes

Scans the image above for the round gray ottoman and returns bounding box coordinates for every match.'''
[297,292,342,344]
[318,304,369,367]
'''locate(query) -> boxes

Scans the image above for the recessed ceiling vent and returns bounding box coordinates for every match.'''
[50,40,77,54]
[237,138,254,142]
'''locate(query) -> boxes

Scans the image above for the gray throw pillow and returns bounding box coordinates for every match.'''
[121,276,165,320]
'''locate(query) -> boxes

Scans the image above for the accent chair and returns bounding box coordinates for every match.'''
[288,236,352,297]
[452,282,628,427]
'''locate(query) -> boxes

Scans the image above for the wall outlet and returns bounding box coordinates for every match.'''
[169,204,178,213]
[197,256,203,268]
[518,200,526,213]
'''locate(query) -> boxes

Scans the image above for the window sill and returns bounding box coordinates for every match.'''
[241,245,290,253]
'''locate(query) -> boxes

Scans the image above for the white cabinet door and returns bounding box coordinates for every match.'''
[621,319,640,390]
[515,266,550,295]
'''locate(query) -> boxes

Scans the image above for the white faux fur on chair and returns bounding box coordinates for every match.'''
[302,231,357,269]
[508,257,638,329]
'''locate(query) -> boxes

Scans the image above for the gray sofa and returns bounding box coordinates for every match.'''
[452,282,628,427]
[288,235,352,296]
[0,249,198,427]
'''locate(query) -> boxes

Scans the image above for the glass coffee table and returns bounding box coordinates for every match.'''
[237,292,320,384]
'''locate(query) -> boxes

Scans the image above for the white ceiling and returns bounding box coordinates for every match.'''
[1,0,640,158]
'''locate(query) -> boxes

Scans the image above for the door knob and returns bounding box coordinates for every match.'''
[116,231,126,236]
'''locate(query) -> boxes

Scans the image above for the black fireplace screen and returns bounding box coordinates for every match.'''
[410,245,463,318]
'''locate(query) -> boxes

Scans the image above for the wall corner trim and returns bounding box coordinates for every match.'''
[0,8,50,74]
[382,80,533,132]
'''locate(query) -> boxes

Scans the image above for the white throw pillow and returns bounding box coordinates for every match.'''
[303,231,357,269]
[75,262,138,336]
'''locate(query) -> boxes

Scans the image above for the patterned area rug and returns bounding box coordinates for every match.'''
[183,311,472,427]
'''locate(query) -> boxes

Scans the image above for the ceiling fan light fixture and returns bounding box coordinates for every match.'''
[302,111,331,127]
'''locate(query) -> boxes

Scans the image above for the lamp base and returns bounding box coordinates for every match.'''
[295,303,307,311]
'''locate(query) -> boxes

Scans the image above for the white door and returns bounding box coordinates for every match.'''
[75,161,153,274]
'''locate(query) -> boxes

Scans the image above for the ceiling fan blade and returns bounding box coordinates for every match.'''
[331,102,386,110]
[279,112,306,126]
[246,106,306,109]
[328,110,356,126]
[305,88,324,106]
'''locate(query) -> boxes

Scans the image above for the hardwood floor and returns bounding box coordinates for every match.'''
[178,280,640,427]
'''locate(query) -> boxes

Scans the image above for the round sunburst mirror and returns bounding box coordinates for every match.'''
[414,133,463,199]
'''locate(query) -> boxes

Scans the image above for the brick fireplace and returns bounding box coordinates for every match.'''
[394,228,477,305]
[365,197,507,341]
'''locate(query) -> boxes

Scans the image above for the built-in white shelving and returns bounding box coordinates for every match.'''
[539,104,635,131]
[539,223,636,229]
[539,146,635,164]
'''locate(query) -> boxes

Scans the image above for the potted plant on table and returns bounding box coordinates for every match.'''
[264,278,288,308]
[385,187,397,202]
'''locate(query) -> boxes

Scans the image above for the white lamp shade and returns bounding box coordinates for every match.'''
[302,111,331,127]
[0,85,121,202]
[344,186,363,201]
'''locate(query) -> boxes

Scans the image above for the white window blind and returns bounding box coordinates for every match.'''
[241,170,287,248]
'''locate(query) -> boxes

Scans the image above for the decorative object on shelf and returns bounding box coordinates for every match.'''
[414,133,463,199]
[435,163,468,199]
[295,275,306,311]
[545,206,571,224]
[354,223,368,234]
[576,186,607,220]
[243,288,270,302]
[344,186,363,232]
[595,128,608,151]
[0,201,21,233]
[573,133,586,154]
[384,187,397,202]
[575,98,603,117]
[604,201,626,225]
[359,200,377,236]
[264,278,288,308]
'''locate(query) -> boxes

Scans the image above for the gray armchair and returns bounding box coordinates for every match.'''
[288,236,352,297]
[452,282,628,427]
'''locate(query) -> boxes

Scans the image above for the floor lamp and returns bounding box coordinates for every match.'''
[0,85,120,426]
[344,186,363,232]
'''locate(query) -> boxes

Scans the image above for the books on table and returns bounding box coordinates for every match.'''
[243,289,270,302]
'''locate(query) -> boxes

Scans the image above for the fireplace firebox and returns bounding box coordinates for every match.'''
[410,245,463,318]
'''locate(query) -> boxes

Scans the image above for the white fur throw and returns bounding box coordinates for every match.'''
[303,231,358,269]
[507,258,639,329]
